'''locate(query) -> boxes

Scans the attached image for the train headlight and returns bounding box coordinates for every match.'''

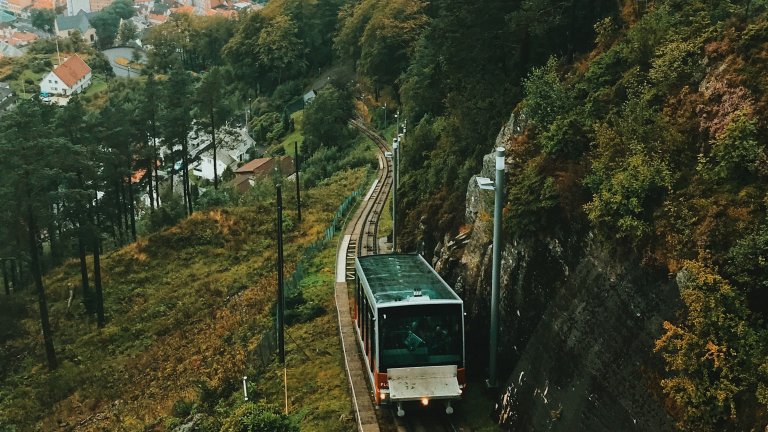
[421,398,429,406]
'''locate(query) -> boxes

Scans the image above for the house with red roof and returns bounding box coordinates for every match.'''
[39,54,92,96]
[234,156,294,193]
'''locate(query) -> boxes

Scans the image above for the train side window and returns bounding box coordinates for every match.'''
[371,314,377,372]
[362,295,368,348]
[356,278,361,321]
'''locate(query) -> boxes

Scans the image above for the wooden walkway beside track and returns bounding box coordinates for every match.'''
[334,120,392,432]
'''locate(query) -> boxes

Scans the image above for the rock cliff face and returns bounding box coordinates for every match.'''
[435,114,682,431]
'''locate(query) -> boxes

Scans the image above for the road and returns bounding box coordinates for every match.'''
[101,47,146,78]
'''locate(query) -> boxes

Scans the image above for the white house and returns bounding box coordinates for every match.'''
[39,54,92,97]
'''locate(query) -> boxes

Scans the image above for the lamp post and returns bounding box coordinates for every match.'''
[276,183,285,364]
[382,102,387,129]
[476,146,505,388]
[397,133,403,187]
[392,138,399,253]
[394,111,399,134]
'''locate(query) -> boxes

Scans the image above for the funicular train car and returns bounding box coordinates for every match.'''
[353,253,465,416]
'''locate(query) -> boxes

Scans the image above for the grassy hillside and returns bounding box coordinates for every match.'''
[0,168,367,431]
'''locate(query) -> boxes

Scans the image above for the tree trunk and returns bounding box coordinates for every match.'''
[182,136,193,216]
[210,107,218,190]
[78,229,93,314]
[114,181,124,246]
[146,135,155,212]
[128,178,136,242]
[2,260,9,295]
[93,234,105,328]
[27,204,58,370]
[120,180,129,242]
[152,121,161,208]
[48,216,59,268]
[90,191,105,327]
[10,258,18,292]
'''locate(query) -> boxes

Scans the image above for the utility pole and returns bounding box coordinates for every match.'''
[294,141,301,223]
[475,147,506,387]
[392,138,399,253]
[276,183,285,364]
[489,147,505,387]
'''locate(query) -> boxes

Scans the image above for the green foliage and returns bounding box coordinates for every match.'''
[171,398,196,418]
[522,58,573,129]
[195,187,237,210]
[585,152,672,242]
[301,144,374,188]
[301,85,354,155]
[522,57,590,157]
[90,0,135,49]
[220,401,298,431]
[505,157,560,238]
[284,289,325,325]
[726,221,768,296]
[117,19,138,45]
[251,112,285,143]
[223,12,304,93]
[138,186,187,235]
[698,112,762,183]
[648,38,704,95]
[30,9,55,31]
[655,262,768,432]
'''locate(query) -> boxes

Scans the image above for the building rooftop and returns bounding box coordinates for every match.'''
[56,12,91,33]
[234,157,271,173]
[0,41,22,57]
[9,31,37,45]
[0,11,17,23]
[51,54,91,88]
[356,254,461,306]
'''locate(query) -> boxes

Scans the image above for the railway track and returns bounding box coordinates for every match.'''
[334,119,392,432]
[348,118,393,258]
[336,120,458,432]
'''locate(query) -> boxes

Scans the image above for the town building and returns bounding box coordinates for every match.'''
[88,0,109,12]
[3,0,31,16]
[233,156,295,193]
[55,10,96,43]
[66,0,89,14]
[0,82,16,114]
[39,54,92,96]
[0,40,22,57]
[8,30,36,46]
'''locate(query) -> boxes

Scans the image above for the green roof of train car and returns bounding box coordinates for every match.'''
[356,254,461,305]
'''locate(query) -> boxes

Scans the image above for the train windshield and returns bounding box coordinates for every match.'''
[378,304,463,370]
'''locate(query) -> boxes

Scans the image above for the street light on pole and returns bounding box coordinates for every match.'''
[476,146,505,388]
[393,138,400,252]
[397,132,403,187]
[382,102,387,130]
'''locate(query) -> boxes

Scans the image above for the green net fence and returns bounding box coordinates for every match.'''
[252,171,373,369]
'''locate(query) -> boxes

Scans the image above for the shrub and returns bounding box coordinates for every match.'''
[655,261,768,432]
[171,398,196,419]
[196,187,237,210]
[698,111,761,183]
[220,402,298,432]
